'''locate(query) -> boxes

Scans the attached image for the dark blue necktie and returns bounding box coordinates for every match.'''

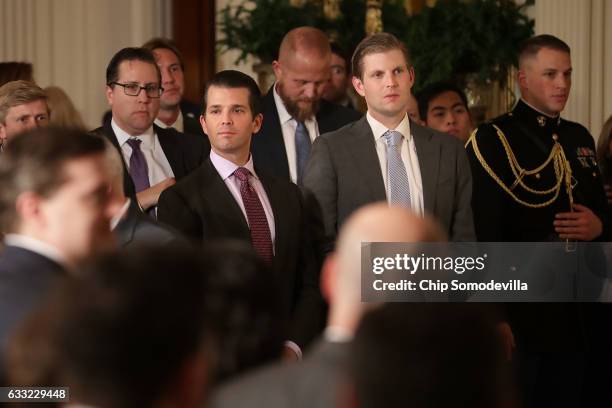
[295,121,311,185]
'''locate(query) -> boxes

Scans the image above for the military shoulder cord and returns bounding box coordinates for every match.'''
[466,125,575,209]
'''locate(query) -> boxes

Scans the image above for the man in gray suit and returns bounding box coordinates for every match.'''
[304,33,475,244]
[211,203,446,408]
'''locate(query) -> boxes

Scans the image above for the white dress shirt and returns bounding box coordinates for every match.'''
[366,112,424,216]
[209,150,276,248]
[154,110,184,132]
[112,119,175,187]
[4,234,67,266]
[273,84,320,184]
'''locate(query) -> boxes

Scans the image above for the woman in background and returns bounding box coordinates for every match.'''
[44,86,86,130]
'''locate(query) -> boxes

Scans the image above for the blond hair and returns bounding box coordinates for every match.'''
[0,80,48,124]
[44,86,86,130]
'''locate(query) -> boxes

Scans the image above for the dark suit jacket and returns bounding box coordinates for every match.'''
[114,203,183,247]
[90,120,209,203]
[180,100,207,138]
[157,159,324,347]
[211,339,349,408]
[251,88,362,181]
[0,246,64,373]
[303,116,476,243]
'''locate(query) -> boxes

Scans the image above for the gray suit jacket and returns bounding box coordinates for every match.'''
[303,116,475,243]
[211,339,349,408]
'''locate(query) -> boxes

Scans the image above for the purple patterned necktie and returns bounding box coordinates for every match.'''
[233,167,273,264]
[126,138,150,193]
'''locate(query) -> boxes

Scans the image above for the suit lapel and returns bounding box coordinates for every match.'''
[99,121,136,200]
[255,90,291,179]
[201,160,251,237]
[156,125,184,178]
[411,122,440,214]
[346,117,387,201]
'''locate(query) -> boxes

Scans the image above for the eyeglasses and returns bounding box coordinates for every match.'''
[109,82,163,98]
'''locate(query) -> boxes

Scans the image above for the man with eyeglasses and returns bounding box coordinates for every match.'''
[91,47,208,214]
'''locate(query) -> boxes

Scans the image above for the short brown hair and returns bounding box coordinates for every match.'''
[351,33,411,79]
[0,80,48,124]
[519,34,571,68]
[142,37,185,70]
[0,127,106,232]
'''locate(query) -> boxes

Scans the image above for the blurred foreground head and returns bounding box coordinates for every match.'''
[7,244,214,408]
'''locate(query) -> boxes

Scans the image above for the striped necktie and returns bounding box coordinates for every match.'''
[383,130,411,208]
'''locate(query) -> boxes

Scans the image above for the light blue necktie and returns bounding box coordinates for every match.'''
[295,121,311,185]
[383,130,412,208]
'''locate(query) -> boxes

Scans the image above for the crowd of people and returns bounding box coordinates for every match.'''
[0,26,611,408]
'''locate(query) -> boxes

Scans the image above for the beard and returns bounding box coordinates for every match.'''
[277,82,320,123]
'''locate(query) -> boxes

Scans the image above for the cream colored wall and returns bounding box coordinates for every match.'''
[535,0,612,139]
[0,0,172,129]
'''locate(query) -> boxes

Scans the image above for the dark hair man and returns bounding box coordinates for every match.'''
[416,81,473,142]
[91,47,208,214]
[142,37,204,136]
[7,245,214,408]
[158,70,324,357]
[0,127,121,371]
[211,204,448,408]
[0,80,49,149]
[322,43,355,109]
[466,34,609,407]
[251,26,361,184]
[304,32,475,248]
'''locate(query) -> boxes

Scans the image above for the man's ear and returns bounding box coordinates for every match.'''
[105,85,114,106]
[321,253,338,303]
[352,76,365,98]
[15,191,44,226]
[517,69,528,91]
[272,60,282,80]
[200,114,209,135]
[0,123,7,145]
[252,113,263,134]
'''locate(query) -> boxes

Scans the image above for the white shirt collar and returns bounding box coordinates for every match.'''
[209,149,258,182]
[273,83,293,126]
[154,110,184,132]
[111,119,155,150]
[4,234,67,266]
[366,111,412,141]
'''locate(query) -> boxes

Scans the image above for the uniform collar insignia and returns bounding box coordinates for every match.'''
[537,116,546,127]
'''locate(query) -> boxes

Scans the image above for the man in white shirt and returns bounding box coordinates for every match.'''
[211,204,447,408]
[0,127,122,370]
[252,27,361,184]
[304,33,475,246]
[158,70,324,354]
[142,37,205,137]
[91,47,207,214]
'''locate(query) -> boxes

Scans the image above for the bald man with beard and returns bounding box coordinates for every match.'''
[211,203,447,408]
[251,27,361,185]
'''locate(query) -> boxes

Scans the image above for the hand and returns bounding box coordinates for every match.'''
[496,321,515,361]
[136,177,176,210]
[604,184,612,205]
[554,203,603,241]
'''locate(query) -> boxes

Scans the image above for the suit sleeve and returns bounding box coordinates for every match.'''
[157,187,202,240]
[288,187,326,348]
[450,140,476,241]
[303,136,338,252]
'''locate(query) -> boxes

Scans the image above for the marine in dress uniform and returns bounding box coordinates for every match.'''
[466,98,609,408]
